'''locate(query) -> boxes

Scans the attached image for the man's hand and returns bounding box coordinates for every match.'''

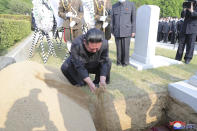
[84,77,96,93]
[100,76,106,88]
[100,16,107,22]
[103,22,109,29]
[70,21,76,28]
[65,12,74,18]
[131,33,135,38]
[188,2,194,13]
[88,82,97,93]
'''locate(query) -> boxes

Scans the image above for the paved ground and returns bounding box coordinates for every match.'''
[156,41,197,55]
[129,38,197,55]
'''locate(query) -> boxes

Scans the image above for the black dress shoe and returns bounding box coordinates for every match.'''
[122,64,129,67]
[117,63,122,66]
[185,59,191,64]
[175,58,181,61]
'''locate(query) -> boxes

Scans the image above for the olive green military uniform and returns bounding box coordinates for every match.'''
[94,0,112,40]
[58,0,83,41]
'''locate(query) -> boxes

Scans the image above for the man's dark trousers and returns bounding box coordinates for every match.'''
[175,33,196,61]
[157,32,163,42]
[115,37,131,65]
[61,57,112,86]
[163,33,168,43]
[171,32,176,44]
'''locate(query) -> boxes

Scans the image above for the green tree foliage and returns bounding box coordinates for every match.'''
[111,0,185,17]
[0,0,10,14]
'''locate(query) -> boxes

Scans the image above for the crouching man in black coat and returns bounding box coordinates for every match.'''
[61,28,111,92]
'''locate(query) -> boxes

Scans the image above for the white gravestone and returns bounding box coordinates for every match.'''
[188,72,197,87]
[130,5,182,70]
[168,72,197,113]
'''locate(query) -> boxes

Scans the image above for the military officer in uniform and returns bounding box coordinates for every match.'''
[58,0,83,41]
[61,28,111,92]
[94,0,112,40]
[175,0,197,64]
[111,0,136,66]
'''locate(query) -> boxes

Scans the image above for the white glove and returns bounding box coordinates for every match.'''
[67,41,72,52]
[102,22,109,29]
[99,16,107,22]
[70,21,76,27]
[65,12,73,18]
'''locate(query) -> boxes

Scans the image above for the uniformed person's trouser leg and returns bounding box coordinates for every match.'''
[115,37,122,65]
[115,37,131,65]
[64,28,72,41]
[184,34,196,61]
[122,37,131,65]
[175,33,186,61]
[61,57,85,86]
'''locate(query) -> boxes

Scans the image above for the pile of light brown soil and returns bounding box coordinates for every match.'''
[0,61,96,131]
[1,61,195,131]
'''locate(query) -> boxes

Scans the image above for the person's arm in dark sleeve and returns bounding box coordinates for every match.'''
[111,8,114,34]
[131,2,136,33]
[190,10,197,18]
[181,10,186,18]
[70,44,89,80]
[100,41,109,77]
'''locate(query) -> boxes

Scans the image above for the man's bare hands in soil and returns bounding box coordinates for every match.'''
[84,77,97,93]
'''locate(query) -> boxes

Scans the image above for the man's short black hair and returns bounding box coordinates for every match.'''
[84,28,104,44]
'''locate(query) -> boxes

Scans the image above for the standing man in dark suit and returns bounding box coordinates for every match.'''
[168,17,173,42]
[176,18,184,43]
[175,0,197,64]
[170,18,177,44]
[162,18,170,43]
[157,18,164,42]
[111,0,136,66]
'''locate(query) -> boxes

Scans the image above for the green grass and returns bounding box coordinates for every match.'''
[30,41,69,68]
[30,40,197,100]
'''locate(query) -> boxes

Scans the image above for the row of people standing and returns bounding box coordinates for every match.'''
[157,17,184,44]
[58,0,136,66]
[58,0,112,42]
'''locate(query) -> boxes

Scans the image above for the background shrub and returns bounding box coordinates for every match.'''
[0,17,31,50]
[0,14,30,21]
